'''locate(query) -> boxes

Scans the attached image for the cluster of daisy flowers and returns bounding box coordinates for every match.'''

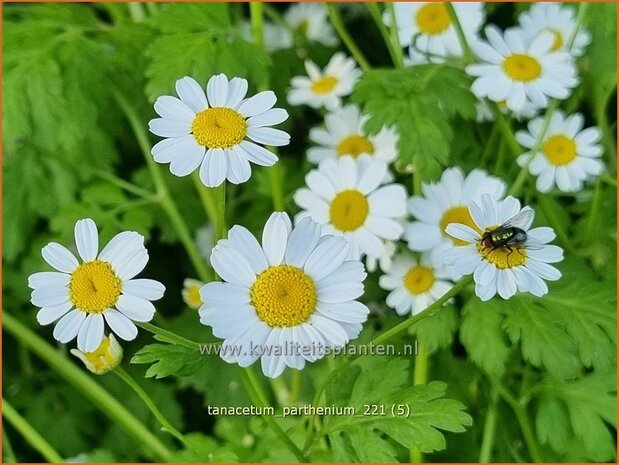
[27,3,602,380]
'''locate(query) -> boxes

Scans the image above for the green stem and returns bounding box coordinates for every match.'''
[136,322,204,350]
[480,122,500,167]
[263,3,290,31]
[191,173,219,229]
[214,183,227,242]
[2,401,62,463]
[249,2,265,49]
[445,2,473,63]
[325,3,371,71]
[304,277,472,452]
[2,314,172,462]
[366,2,401,68]
[410,345,430,463]
[127,2,146,23]
[114,367,187,445]
[536,194,578,256]
[601,173,617,188]
[113,89,210,282]
[493,109,523,159]
[479,387,499,463]
[2,425,17,463]
[385,2,405,68]
[290,370,302,403]
[240,368,308,462]
[493,139,507,177]
[491,378,544,462]
[93,171,156,200]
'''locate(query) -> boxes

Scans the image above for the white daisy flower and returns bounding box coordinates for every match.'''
[28,219,165,352]
[384,2,485,63]
[307,104,398,166]
[475,98,541,123]
[287,53,362,110]
[444,194,563,301]
[70,334,123,375]
[294,155,408,262]
[518,3,591,57]
[199,213,369,378]
[466,26,578,111]
[405,167,506,270]
[149,74,290,187]
[182,278,204,309]
[516,111,605,193]
[284,2,338,47]
[379,253,454,315]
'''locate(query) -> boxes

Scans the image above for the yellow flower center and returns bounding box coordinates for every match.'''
[336,134,375,158]
[546,28,564,51]
[416,3,451,35]
[330,189,369,232]
[80,337,123,374]
[478,241,528,269]
[542,134,577,166]
[192,107,247,148]
[404,265,435,295]
[183,283,203,309]
[440,206,480,246]
[311,76,338,94]
[70,260,122,313]
[251,265,317,327]
[503,54,542,82]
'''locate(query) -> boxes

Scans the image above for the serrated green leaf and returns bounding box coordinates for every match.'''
[411,304,459,354]
[169,433,239,463]
[131,343,203,379]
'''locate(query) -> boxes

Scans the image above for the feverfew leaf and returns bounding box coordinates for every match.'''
[321,357,471,461]
[352,65,476,179]
[131,343,203,379]
[411,304,459,354]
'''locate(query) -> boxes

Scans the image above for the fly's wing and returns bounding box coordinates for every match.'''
[524,236,545,250]
[501,208,534,230]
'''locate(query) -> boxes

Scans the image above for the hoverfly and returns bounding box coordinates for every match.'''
[480,208,544,260]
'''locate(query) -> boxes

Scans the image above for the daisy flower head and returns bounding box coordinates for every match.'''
[444,194,563,301]
[28,219,165,352]
[287,53,362,110]
[518,3,591,57]
[384,2,485,63]
[294,155,407,263]
[379,253,454,316]
[70,334,123,375]
[467,26,578,111]
[199,213,369,378]
[516,111,604,193]
[284,2,338,47]
[149,74,290,187]
[405,167,506,270]
[307,104,398,166]
[183,278,204,309]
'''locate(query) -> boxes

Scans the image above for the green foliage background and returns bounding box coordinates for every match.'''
[2,2,617,463]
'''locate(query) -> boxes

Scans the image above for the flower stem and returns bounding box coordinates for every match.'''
[191,173,219,230]
[445,3,474,63]
[3,313,172,462]
[2,400,63,463]
[478,386,499,463]
[114,366,187,446]
[136,322,204,350]
[384,2,405,68]
[240,368,308,462]
[410,345,430,462]
[214,183,227,242]
[491,378,544,462]
[493,109,523,159]
[366,3,400,68]
[113,89,211,283]
[2,426,17,463]
[326,3,371,71]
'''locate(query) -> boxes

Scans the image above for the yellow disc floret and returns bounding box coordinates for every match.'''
[251,265,317,327]
[311,76,338,94]
[542,134,577,166]
[416,3,451,35]
[192,107,247,148]
[337,134,374,158]
[70,260,122,313]
[546,28,564,51]
[330,189,369,232]
[404,265,435,294]
[72,335,123,375]
[503,54,542,82]
[440,206,480,246]
[477,241,527,269]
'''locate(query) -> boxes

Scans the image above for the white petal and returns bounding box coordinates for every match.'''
[200,281,250,306]
[364,216,403,241]
[526,260,561,281]
[405,222,441,251]
[527,245,563,263]
[116,294,156,322]
[308,314,348,346]
[527,227,555,244]
[206,74,229,107]
[316,301,369,324]
[122,279,165,300]
[99,231,144,265]
[53,309,86,343]
[28,271,70,289]
[74,218,99,262]
[284,217,322,267]
[316,260,366,288]
[210,244,256,287]
[317,281,364,303]
[261,329,287,378]
[238,91,277,117]
[31,286,70,307]
[175,76,208,112]
[148,118,191,138]
[225,77,249,108]
[154,95,195,121]
[239,140,278,166]
[77,313,105,352]
[228,225,269,274]
[306,170,336,200]
[168,139,205,177]
[104,309,138,341]
[304,236,349,281]
[199,149,228,187]
[445,223,479,242]
[114,249,149,281]
[497,269,517,299]
[247,108,288,127]
[247,127,290,147]
[226,148,251,184]
[368,185,407,218]
[262,212,292,266]
[36,301,72,326]
[42,243,79,273]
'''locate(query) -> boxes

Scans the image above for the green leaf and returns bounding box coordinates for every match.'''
[322,357,472,461]
[131,343,203,379]
[352,65,476,180]
[535,371,617,461]
[411,304,459,354]
[169,433,239,462]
